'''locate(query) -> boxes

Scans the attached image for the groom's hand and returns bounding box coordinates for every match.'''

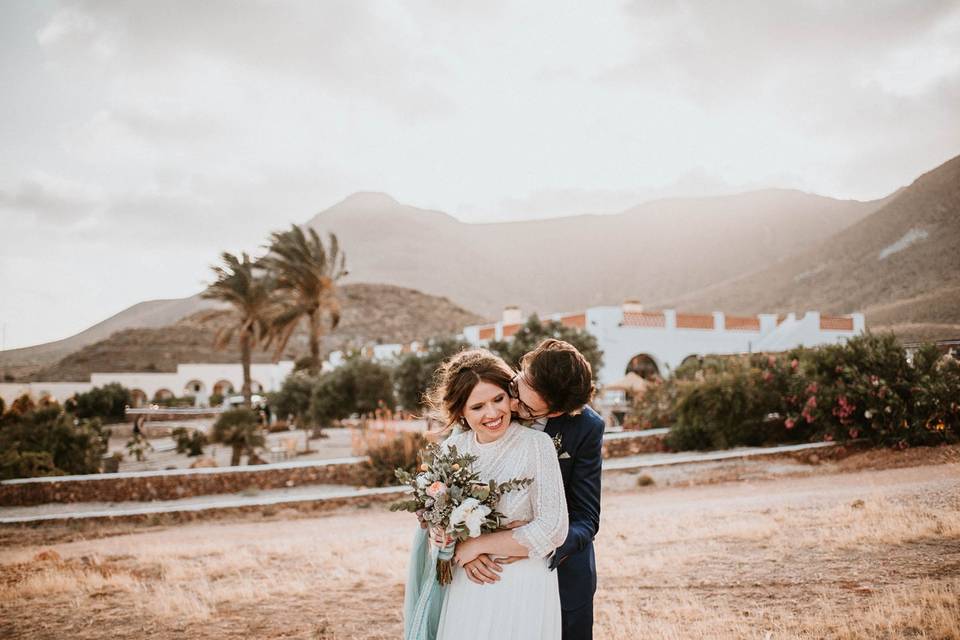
[463,554,502,584]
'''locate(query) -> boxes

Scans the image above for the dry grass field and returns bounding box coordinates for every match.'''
[1,453,958,640]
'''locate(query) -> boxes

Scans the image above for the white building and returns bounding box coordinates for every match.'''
[0,361,295,407]
[463,303,865,387]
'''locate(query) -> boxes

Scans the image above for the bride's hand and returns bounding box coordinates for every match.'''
[502,519,528,529]
[453,537,481,566]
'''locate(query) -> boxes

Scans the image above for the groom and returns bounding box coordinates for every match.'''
[464,338,603,640]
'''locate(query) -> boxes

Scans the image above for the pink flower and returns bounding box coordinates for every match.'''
[806,396,818,409]
[768,355,777,367]
[824,434,833,442]
[785,418,796,430]
[762,371,773,382]
[848,428,859,439]
[426,481,447,498]
[791,359,799,370]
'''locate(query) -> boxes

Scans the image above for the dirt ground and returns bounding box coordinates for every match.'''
[1,447,958,639]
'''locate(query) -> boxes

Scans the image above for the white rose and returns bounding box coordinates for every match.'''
[448,497,492,538]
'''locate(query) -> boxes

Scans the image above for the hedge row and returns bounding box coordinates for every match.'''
[632,334,959,451]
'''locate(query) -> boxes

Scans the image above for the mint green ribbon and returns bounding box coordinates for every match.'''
[403,527,453,640]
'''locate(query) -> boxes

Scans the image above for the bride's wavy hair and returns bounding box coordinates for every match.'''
[424,349,515,430]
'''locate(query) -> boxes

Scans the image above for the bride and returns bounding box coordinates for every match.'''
[405,349,568,640]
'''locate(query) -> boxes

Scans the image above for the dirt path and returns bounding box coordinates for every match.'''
[1,460,958,639]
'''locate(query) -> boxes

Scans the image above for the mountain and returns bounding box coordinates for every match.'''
[660,154,960,341]
[306,189,887,318]
[27,284,484,382]
[0,180,924,380]
[0,294,218,380]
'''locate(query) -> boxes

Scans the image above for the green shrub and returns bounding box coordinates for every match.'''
[310,356,396,427]
[664,358,813,451]
[270,371,318,427]
[632,378,683,430]
[172,427,208,456]
[642,333,959,452]
[393,337,470,412]
[154,395,195,408]
[211,408,265,466]
[0,406,111,480]
[125,432,152,461]
[68,383,131,422]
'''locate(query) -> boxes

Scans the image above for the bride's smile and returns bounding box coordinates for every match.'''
[463,381,512,444]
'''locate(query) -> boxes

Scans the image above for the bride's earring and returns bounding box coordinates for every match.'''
[460,416,468,428]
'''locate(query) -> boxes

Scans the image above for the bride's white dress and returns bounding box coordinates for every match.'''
[435,423,568,640]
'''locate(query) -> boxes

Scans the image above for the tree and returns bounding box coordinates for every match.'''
[488,314,604,375]
[200,252,277,407]
[260,226,347,375]
[211,408,265,466]
[393,337,470,411]
[0,406,110,480]
[310,355,396,427]
[68,383,131,422]
[269,371,317,428]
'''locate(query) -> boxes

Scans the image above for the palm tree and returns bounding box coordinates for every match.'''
[259,225,347,375]
[200,252,276,407]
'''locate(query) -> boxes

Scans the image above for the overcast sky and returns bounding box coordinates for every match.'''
[1,0,959,350]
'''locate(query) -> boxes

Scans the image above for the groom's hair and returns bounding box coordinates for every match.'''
[521,339,595,415]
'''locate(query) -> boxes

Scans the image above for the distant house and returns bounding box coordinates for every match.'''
[463,302,865,387]
[0,361,295,408]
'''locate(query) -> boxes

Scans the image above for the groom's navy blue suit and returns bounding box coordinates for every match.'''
[543,405,604,640]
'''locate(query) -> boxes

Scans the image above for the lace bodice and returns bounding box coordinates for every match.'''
[442,423,568,558]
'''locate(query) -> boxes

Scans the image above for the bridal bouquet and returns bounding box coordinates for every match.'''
[390,442,532,584]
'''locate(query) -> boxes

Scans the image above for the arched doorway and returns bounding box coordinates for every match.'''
[680,355,700,369]
[130,389,148,408]
[212,379,235,396]
[183,380,205,396]
[153,388,174,402]
[626,354,660,380]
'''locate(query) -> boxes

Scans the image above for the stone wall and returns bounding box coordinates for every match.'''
[1,431,668,508]
[0,459,367,507]
[602,431,669,458]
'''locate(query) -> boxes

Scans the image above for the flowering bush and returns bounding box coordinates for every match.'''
[630,377,684,430]
[635,333,959,451]
[664,356,814,451]
[789,335,959,448]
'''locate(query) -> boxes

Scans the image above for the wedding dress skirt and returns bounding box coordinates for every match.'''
[435,555,562,640]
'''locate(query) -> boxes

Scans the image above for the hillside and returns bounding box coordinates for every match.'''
[661,154,960,341]
[307,190,886,318]
[28,284,483,381]
[0,294,218,380]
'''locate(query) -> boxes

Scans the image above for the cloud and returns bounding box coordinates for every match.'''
[0,172,103,223]
[36,0,458,121]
